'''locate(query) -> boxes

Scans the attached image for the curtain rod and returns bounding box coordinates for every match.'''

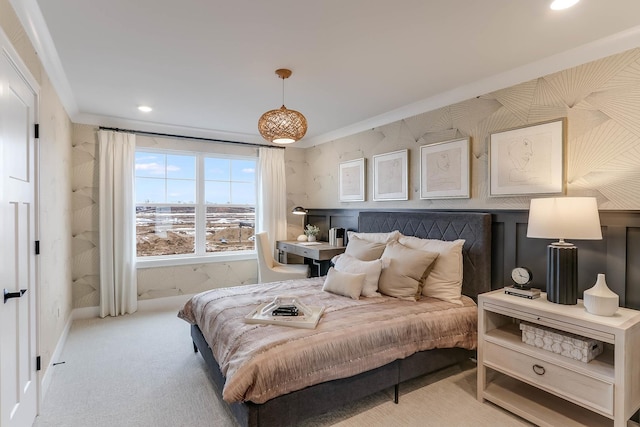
[98,126,285,149]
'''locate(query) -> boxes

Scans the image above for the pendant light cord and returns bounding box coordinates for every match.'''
[281,75,285,106]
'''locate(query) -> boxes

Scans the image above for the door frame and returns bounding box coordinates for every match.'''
[0,24,41,415]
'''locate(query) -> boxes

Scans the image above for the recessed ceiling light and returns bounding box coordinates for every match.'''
[138,105,152,112]
[550,0,580,10]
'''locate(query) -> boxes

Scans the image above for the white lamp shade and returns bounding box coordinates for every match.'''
[527,197,602,241]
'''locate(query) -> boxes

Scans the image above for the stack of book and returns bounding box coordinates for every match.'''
[328,228,345,246]
[504,286,541,299]
[245,303,325,329]
[271,305,299,316]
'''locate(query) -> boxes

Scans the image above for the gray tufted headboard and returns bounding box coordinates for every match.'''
[358,211,492,299]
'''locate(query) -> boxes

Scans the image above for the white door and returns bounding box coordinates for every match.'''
[0,44,39,427]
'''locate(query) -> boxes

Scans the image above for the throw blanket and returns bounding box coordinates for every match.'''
[178,277,477,404]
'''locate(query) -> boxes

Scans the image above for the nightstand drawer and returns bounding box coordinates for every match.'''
[484,341,613,416]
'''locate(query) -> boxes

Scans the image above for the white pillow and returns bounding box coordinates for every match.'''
[333,253,385,297]
[347,230,401,244]
[322,267,366,300]
[378,241,439,301]
[398,236,465,305]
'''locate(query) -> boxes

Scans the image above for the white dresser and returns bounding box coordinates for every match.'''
[477,289,640,427]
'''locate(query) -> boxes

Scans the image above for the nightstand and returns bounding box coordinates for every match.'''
[477,289,640,427]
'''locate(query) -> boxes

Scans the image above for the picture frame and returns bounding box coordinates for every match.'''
[373,149,408,201]
[489,118,565,197]
[419,137,470,199]
[339,158,365,202]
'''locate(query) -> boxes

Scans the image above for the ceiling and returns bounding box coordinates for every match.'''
[11,0,640,147]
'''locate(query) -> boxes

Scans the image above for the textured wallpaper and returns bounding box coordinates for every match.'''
[299,48,640,211]
[71,125,101,308]
[71,47,640,308]
[38,80,73,371]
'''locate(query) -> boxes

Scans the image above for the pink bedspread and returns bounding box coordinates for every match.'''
[178,277,477,404]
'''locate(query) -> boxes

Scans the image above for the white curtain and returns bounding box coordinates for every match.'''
[98,130,137,317]
[256,147,288,255]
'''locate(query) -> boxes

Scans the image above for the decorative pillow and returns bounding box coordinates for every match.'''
[344,235,386,261]
[377,241,439,301]
[398,236,465,305]
[347,230,401,244]
[333,253,385,297]
[322,267,366,300]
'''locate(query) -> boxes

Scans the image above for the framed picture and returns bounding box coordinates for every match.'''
[420,137,470,199]
[373,149,408,201]
[489,118,565,196]
[339,158,365,202]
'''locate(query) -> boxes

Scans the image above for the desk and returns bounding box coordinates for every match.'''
[276,240,346,277]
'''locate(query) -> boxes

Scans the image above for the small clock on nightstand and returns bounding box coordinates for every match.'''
[506,267,539,299]
[511,267,533,289]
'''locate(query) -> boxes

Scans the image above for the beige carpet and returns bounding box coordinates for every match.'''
[34,308,531,427]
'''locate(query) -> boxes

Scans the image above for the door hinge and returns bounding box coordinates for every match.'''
[36,356,41,371]
[35,240,40,255]
[34,123,39,139]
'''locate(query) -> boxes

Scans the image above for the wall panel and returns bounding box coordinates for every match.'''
[627,227,640,309]
[307,208,640,309]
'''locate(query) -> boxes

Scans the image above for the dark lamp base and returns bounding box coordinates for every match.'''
[546,244,578,305]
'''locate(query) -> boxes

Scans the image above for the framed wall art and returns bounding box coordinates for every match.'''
[489,118,565,197]
[339,158,365,202]
[420,137,470,199]
[373,149,408,201]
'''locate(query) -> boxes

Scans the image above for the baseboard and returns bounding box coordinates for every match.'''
[72,305,100,320]
[137,293,195,312]
[40,311,74,402]
[71,293,196,320]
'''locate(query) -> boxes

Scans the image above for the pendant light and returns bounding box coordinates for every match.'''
[258,69,307,144]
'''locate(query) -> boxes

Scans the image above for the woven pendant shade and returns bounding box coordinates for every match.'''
[258,69,307,144]
[258,105,307,144]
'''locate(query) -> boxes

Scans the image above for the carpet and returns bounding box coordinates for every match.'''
[34,309,530,427]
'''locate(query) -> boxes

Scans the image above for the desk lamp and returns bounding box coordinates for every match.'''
[291,206,308,240]
[526,197,602,304]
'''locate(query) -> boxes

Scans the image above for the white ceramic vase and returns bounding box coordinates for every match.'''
[307,235,316,242]
[583,274,619,316]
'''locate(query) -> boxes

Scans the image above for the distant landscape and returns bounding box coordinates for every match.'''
[136,206,255,256]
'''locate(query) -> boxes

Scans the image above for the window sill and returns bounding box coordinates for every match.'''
[136,251,256,269]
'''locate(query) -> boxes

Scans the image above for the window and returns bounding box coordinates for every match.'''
[135,149,256,259]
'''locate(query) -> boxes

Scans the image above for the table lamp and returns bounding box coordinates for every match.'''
[291,206,308,240]
[526,197,602,304]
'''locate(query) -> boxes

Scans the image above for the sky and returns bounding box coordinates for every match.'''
[135,152,256,205]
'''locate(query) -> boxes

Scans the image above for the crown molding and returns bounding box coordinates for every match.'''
[299,24,640,148]
[9,0,78,117]
[9,0,640,149]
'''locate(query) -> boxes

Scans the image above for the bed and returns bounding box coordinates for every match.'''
[179,211,491,427]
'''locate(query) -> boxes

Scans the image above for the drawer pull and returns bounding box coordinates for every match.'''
[532,364,545,376]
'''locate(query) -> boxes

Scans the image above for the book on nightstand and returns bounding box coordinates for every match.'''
[504,286,541,299]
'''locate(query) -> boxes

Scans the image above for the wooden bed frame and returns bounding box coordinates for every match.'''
[190,211,492,427]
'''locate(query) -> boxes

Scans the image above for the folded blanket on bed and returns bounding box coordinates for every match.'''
[178,277,477,404]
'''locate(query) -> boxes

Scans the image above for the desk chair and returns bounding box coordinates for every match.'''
[255,232,309,283]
